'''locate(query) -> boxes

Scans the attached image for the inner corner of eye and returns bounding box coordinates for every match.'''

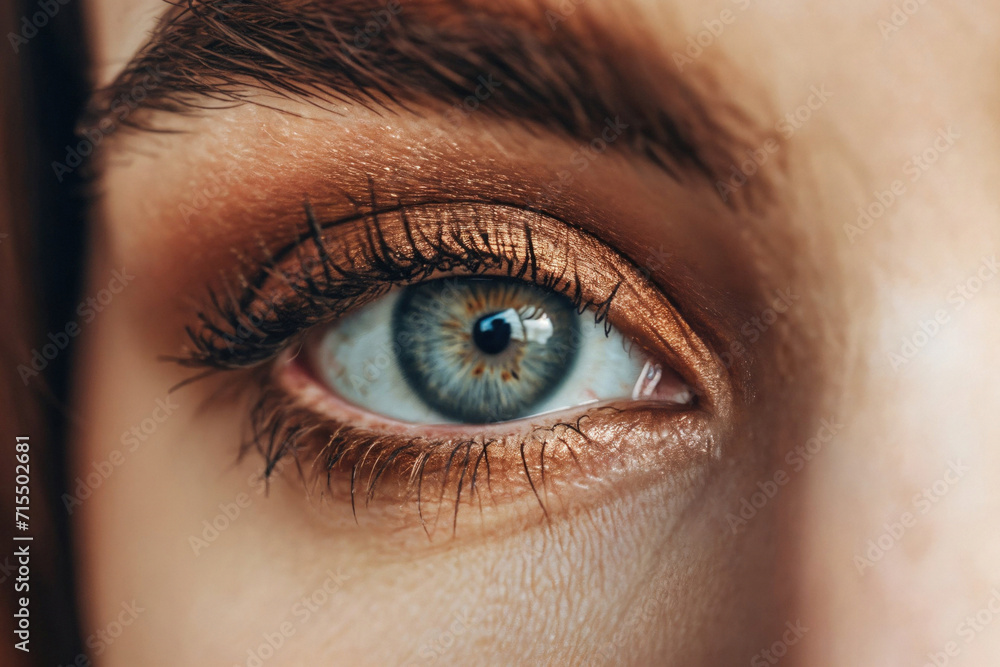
[293,276,694,426]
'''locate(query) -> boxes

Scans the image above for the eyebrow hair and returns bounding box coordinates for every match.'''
[83,0,773,204]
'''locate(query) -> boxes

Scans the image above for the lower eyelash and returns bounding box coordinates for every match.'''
[240,372,615,533]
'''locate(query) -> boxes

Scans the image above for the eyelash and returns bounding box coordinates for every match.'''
[243,377,625,532]
[178,198,619,372]
[172,187,694,531]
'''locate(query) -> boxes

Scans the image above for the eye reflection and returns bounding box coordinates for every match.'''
[309,276,649,424]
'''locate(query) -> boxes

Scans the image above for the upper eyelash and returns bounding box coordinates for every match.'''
[174,194,621,373]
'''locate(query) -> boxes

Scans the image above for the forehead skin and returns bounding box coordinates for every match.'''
[81,0,1000,664]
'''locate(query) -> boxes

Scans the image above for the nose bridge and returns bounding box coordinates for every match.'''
[792,252,1000,665]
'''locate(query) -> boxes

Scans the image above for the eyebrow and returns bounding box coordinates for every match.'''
[83,0,772,203]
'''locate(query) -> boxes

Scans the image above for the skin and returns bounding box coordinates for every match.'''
[73,0,1000,665]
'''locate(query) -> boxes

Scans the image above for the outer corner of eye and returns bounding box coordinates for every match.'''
[290,274,696,428]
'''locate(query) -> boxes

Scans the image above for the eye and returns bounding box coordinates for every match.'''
[307,276,677,425]
[177,198,728,525]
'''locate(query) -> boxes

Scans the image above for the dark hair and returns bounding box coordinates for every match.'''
[0,1,90,664]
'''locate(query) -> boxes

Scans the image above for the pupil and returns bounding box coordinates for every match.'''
[473,311,512,355]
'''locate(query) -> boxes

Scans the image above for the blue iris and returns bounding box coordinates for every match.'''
[392,277,580,423]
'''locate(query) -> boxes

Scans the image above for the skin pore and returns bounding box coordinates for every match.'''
[73,0,1000,665]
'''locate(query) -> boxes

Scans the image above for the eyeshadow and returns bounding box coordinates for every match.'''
[167,190,730,531]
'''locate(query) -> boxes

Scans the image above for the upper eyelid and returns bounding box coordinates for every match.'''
[262,194,634,293]
[178,199,624,369]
